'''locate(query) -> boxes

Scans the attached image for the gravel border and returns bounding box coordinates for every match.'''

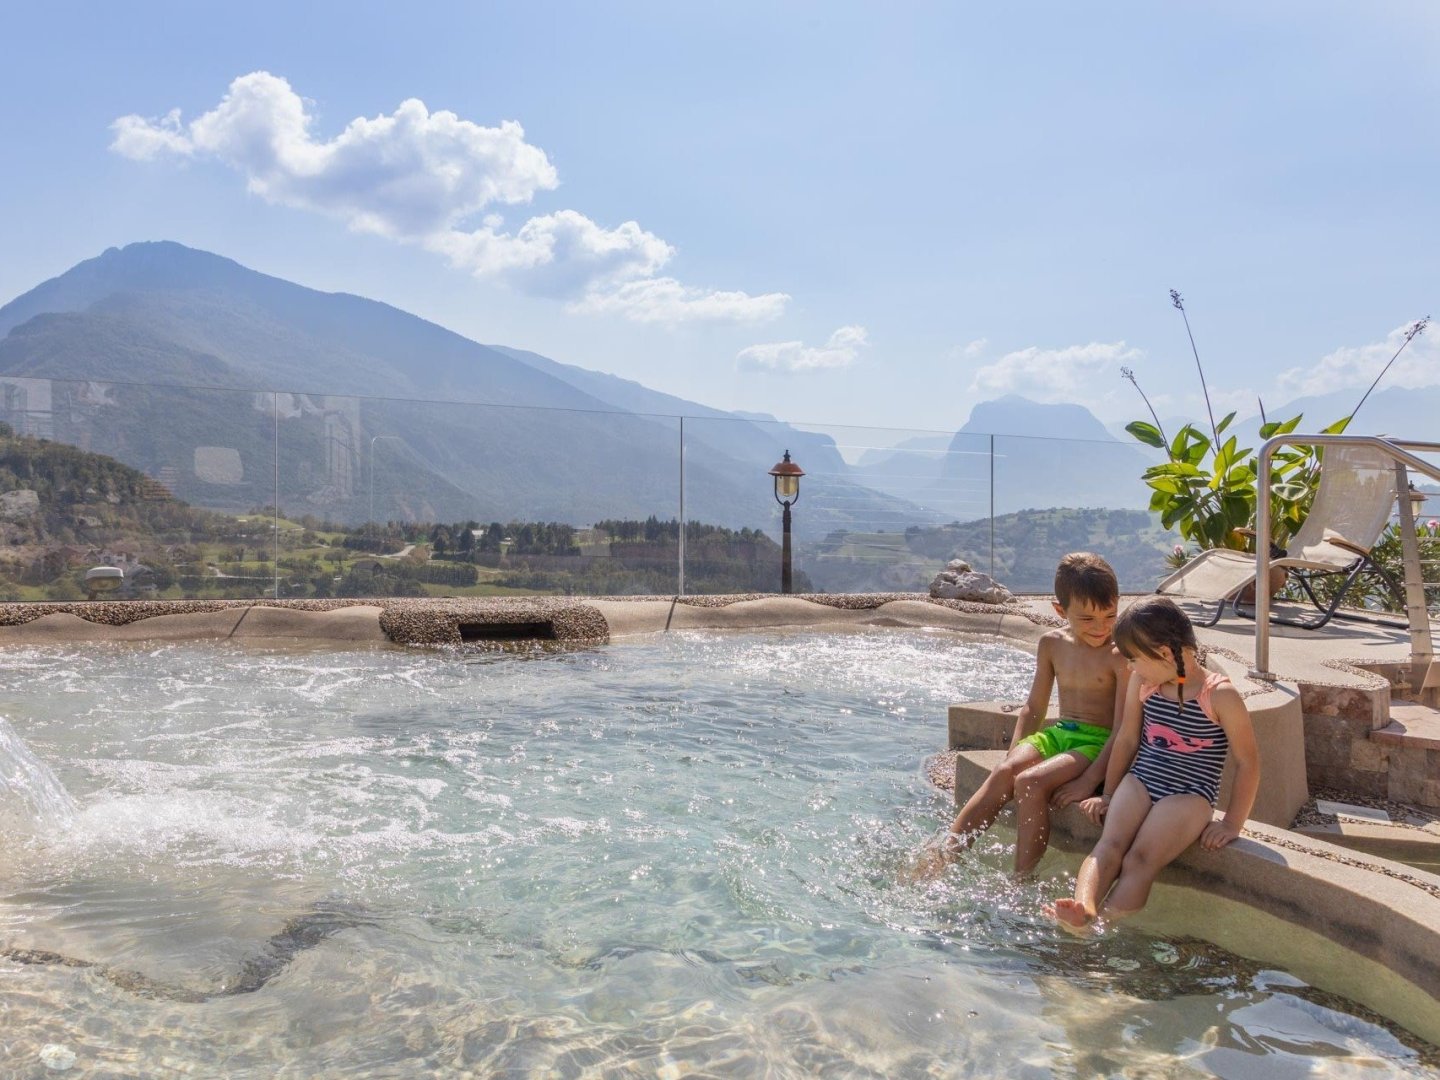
[0,598,609,648]
[1292,787,1440,831]
[0,593,1048,648]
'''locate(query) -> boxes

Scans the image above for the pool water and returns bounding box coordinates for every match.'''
[0,630,1434,1077]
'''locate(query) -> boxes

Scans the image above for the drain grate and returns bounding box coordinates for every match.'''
[458,621,556,642]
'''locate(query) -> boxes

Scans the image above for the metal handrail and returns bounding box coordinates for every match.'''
[1253,434,1440,682]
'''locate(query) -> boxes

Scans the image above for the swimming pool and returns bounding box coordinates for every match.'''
[0,630,1434,1076]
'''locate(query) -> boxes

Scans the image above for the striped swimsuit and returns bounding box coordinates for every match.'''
[1129,672,1230,806]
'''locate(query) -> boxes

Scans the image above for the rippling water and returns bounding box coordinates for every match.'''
[0,630,1432,1077]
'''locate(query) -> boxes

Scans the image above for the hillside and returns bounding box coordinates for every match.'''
[801,506,1179,594]
[0,423,244,599]
[0,427,817,599]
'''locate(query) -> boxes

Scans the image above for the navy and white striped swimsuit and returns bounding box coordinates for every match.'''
[1129,673,1230,806]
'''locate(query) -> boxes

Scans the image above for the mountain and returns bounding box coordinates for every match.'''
[852,433,953,469]
[940,397,1159,516]
[844,396,1159,519]
[1104,384,1440,450]
[0,242,928,536]
[1239,385,1440,442]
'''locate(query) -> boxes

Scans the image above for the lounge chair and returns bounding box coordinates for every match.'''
[1155,443,1405,628]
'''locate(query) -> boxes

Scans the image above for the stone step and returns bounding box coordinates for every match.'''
[1373,701,1440,751]
[1345,701,1440,808]
[1292,818,1440,874]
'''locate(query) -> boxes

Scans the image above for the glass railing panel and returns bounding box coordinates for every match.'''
[679,416,992,594]
[277,396,682,598]
[0,377,279,601]
[1363,443,1440,616]
[991,433,1174,594]
[1407,447,1440,615]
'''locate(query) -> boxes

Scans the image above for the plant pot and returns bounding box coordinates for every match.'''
[1235,565,1289,605]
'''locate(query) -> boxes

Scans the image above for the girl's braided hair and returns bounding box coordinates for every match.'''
[1112,597,1198,703]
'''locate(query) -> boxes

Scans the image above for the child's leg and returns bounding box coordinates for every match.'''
[1011,751,1088,875]
[946,743,1046,850]
[1050,774,1151,929]
[1100,794,1212,918]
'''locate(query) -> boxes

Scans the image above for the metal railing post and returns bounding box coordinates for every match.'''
[273,392,280,599]
[678,416,685,597]
[1251,440,1276,679]
[989,434,995,578]
[1394,461,1434,694]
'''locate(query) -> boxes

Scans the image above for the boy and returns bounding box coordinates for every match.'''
[917,552,1128,878]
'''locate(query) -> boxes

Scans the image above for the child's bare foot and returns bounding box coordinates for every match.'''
[900,831,966,884]
[901,845,948,884]
[1046,898,1096,935]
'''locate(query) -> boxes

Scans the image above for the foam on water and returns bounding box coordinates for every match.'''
[0,716,77,834]
[0,632,1432,1077]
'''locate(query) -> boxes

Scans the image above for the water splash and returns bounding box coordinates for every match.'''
[0,716,77,834]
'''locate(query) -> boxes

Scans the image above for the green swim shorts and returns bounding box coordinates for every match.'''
[1017,719,1111,762]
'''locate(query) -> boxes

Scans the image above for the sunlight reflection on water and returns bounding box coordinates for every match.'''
[0,630,1432,1077]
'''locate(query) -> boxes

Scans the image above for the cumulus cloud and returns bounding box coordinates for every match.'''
[110,72,785,325]
[736,326,868,373]
[577,277,790,324]
[969,341,1142,401]
[1274,320,1438,399]
[111,107,195,160]
[427,210,675,295]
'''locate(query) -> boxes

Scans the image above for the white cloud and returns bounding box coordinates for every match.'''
[969,341,1142,401]
[427,210,675,294]
[1275,320,1437,399]
[736,325,868,373]
[110,72,785,325]
[112,74,558,237]
[576,277,790,324]
[110,108,194,160]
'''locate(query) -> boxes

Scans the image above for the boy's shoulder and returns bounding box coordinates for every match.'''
[1041,627,1125,668]
[1040,625,1107,650]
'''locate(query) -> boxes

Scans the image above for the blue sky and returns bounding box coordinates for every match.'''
[2,1,1437,436]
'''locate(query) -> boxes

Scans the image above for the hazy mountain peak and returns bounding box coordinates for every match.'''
[959,395,1116,441]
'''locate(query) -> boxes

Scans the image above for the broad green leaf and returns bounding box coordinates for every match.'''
[1170,424,1209,460]
[1125,421,1166,448]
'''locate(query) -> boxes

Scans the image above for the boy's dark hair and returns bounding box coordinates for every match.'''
[1053,552,1119,610]
[1113,596,1199,699]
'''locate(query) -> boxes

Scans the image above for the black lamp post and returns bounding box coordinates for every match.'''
[768,450,805,593]
[1407,481,1428,520]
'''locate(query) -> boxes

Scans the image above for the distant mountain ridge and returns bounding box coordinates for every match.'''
[11,241,1356,540]
[845,395,1160,518]
[0,242,928,535]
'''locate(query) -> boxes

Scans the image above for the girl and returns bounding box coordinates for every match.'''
[1047,596,1259,932]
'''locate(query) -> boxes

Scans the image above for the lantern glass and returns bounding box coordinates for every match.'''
[1408,484,1427,517]
[775,474,799,501]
